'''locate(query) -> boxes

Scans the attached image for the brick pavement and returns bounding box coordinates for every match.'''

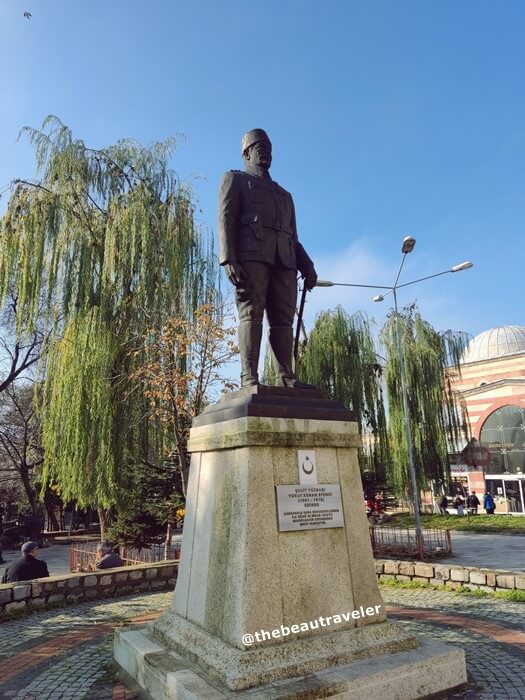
[380,586,525,699]
[0,592,173,699]
[0,587,524,698]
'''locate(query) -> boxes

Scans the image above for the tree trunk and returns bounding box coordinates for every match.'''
[164,522,172,559]
[46,508,60,531]
[19,462,39,515]
[97,507,111,540]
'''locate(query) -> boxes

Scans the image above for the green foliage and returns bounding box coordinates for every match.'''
[106,460,184,549]
[389,512,525,534]
[0,116,220,509]
[262,342,279,386]
[379,578,489,596]
[381,305,470,495]
[380,576,525,602]
[297,307,389,487]
[40,308,123,506]
[284,303,469,502]
[494,589,525,602]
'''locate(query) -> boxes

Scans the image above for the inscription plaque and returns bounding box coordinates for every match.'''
[276,484,344,532]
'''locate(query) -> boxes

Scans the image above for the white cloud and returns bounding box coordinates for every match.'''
[301,239,475,342]
[302,240,394,331]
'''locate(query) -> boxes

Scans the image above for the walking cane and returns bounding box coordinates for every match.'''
[293,281,308,371]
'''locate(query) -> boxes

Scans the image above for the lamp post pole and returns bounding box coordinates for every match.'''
[392,284,423,554]
[315,240,473,558]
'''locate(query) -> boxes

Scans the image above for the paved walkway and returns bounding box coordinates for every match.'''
[437,531,525,572]
[0,590,170,699]
[382,586,525,699]
[1,585,525,698]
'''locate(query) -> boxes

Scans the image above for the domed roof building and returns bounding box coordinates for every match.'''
[461,326,525,364]
[450,325,525,514]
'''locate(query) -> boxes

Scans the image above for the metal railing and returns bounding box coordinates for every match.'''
[370,525,452,560]
[69,541,181,572]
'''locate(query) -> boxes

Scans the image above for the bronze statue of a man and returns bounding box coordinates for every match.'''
[218,129,317,388]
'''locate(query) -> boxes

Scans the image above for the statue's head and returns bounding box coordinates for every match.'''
[241,128,272,170]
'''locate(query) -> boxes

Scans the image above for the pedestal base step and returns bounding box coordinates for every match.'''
[114,627,467,700]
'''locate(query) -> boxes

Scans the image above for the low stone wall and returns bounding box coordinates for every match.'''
[375,559,525,593]
[0,561,177,617]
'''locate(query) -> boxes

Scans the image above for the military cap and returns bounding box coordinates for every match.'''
[241,129,271,155]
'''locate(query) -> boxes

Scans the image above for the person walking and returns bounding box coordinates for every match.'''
[483,491,496,515]
[1,541,49,582]
[454,494,465,516]
[467,491,481,515]
[438,495,449,515]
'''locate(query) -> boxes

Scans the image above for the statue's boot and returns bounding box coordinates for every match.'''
[269,325,316,389]
[239,321,263,387]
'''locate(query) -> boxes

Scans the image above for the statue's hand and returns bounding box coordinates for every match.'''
[302,266,318,291]
[224,262,247,286]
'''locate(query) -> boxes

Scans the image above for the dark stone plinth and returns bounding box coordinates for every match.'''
[192,384,355,427]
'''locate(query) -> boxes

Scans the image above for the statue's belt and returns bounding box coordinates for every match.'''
[241,213,292,236]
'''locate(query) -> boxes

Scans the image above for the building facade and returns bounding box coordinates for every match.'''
[450,326,525,514]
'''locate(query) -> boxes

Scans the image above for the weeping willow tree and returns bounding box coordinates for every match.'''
[290,307,390,488]
[0,116,219,520]
[381,304,470,497]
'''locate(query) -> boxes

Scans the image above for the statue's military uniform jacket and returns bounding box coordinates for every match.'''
[218,170,313,273]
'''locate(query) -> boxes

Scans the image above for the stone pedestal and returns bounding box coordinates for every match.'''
[115,386,467,698]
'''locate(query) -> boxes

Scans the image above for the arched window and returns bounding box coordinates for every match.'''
[480,405,525,474]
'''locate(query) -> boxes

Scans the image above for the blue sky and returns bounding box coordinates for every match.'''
[1,0,524,343]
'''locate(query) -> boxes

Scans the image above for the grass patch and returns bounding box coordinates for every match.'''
[379,577,486,596]
[388,512,525,534]
[494,589,525,602]
[379,577,525,602]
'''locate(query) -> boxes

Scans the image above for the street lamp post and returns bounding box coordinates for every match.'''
[316,238,473,558]
[392,282,422,541]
